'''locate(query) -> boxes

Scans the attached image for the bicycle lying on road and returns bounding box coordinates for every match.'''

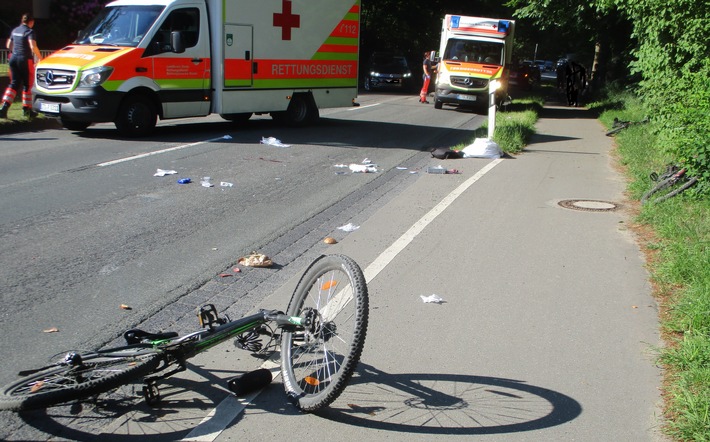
[0,254,368,412]
[641,164,698,205]
[605,116,649,136]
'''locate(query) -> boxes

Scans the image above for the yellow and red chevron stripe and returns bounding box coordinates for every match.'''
[312,1,359,61]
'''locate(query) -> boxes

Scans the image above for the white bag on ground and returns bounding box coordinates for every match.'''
[461,138,503,159]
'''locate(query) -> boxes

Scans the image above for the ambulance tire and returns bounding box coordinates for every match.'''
[434,99,443,110]
[115,94,157,137]
[274,94,318,127]
[222,113,252,125]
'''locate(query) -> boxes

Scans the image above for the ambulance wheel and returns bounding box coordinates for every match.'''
[115,95,157,137]
[61,119,91,131]
[222,113,252,125]
[434,99,443,109]
[275,94,318,127]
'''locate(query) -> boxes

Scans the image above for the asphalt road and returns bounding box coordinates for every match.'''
[0,92,665,441]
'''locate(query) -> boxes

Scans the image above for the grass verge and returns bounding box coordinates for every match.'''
[590,91,710,441]
[452,94,544,154]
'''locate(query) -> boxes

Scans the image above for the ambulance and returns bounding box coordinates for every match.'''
[32,0,360,136]
[433,15,514,110]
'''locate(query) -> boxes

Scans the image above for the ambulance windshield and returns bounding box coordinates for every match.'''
[444,39,503,65]
[75,5,164,47]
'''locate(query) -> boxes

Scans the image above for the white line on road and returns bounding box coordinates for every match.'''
[181,358,281,442]
[178,158,503,441]
[363,158,503,283]
[347,103,381,111]
[97,135,231,167]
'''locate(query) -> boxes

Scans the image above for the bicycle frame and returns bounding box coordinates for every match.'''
[116,308,313,405]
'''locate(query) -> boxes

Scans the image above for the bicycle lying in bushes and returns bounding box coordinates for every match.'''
[605,117,649,136]
[641,164,698,205]
[0,254,368,412]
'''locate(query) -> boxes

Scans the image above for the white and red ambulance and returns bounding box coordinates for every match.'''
[32,0,360,136]
[434,15,515,110]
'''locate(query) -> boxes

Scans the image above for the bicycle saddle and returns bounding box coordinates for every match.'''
[124,329,179,345]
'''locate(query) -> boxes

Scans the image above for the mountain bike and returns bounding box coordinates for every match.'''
[0,254,368,412]
[641,164,698,205]
[605,117,649,136]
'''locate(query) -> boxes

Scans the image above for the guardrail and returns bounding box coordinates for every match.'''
[0,49,55,64]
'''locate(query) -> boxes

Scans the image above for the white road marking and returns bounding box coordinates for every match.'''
[347,103,381,111]
[363,158,503,283]
[97,136,230,167]
[180,357,281,442]
[179,158,504,441]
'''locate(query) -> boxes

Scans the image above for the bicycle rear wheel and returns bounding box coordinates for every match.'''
[281,254,368,412]
[0,347,160,411]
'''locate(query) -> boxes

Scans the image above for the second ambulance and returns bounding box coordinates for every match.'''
[434,15,515,110]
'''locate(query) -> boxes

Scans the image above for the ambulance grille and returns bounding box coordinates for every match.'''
[36,68,77,91]
[451,76,488,89]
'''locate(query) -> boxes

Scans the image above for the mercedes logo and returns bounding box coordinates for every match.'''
[464,78,473,86]
[46,70,54,85]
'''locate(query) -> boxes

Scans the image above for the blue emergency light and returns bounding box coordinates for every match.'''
[498,20,510,33]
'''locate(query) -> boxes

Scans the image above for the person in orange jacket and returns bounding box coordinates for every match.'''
[1,13,43,119]
[419,51,433,103]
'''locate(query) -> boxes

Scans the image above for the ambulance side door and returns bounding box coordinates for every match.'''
[144,6,210,118]
[224,24,254,88]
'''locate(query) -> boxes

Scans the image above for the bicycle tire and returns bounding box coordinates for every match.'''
[605,125,626,136]
[641,176,698,205]
[0,348,161,411]
[281,254,368,412]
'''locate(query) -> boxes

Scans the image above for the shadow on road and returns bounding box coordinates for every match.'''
[314,363,583,435]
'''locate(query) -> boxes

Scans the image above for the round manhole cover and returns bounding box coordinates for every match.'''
[558,199,620,212]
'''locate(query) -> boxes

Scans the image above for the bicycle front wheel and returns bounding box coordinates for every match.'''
[0,348,161,411]
[641,176,698,205]
[281,254,369,412]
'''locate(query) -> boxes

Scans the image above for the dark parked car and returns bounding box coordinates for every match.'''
[363,52,415,92]
[508,62,540,90]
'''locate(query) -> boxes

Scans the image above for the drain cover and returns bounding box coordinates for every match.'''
[558,199,620,212]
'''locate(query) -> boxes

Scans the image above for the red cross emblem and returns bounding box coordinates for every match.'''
[273,0,300,40]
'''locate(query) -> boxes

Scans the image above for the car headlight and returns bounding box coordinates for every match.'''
[404,72,412,78]
[79,66,114,87]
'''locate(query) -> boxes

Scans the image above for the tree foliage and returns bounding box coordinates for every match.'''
[621,0,710,188]
[360,0,514,67]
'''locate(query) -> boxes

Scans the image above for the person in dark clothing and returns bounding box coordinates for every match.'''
[1,13,43,118]
[565,60,587,107]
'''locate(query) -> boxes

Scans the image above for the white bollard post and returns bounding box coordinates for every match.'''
[488,80,501,139]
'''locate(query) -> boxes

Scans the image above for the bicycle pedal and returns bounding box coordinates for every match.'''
[198,304,226,329]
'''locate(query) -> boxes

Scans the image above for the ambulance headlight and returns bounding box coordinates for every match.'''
[79,66,114,87]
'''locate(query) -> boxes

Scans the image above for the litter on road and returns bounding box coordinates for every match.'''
[338,223,360,232]
[260,137,291,148]
[238,253,273,268]
[154,169,177,176]
[421,294,445,304]
[461,138,503,159]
